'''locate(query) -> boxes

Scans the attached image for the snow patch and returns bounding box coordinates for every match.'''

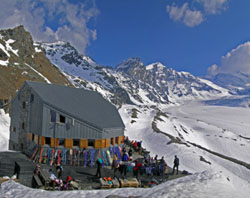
[0,109,10,151]
[0,59,9,66]
[146,62,165,70]
[0,42,10,57]
[21,71,28,75]
[6,39,18,56]
[35,47,42,53]
[25,63,51,84]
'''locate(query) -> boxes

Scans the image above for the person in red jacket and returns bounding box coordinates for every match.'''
[133,160,143,178]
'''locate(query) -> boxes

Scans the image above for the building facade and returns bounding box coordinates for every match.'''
[9,81,125,152]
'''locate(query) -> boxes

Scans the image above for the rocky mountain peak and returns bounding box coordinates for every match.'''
[0,25,34,59]
[116,57,144,73]
[41,41,97,68]
[0,26,71,101]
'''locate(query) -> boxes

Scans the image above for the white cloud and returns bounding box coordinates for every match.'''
[166,3,203,27]
[183,9,204,27]
[197,0,229,14]
[0,0,99,54]
[206,64,219,77]
[166,3,188,22]
[166,0,229,27]
[207,42,250,76]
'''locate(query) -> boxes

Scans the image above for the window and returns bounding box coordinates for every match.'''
[30,94,34,102]
[3,99,8,105]
[59,115,65,123]
[22,122,25,129]
[45,137,51,145]
[59,139,65,146]
[73,139,79,147]
[22,102,26,109]
[88,139,94,147]
[50,110,56,122]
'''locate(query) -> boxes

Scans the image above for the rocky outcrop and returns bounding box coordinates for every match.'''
[0,26,72,104]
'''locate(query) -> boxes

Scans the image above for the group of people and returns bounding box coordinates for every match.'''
[131,140,142,152]
[94,141,180,180]
[129,138,180,176]
[133,154,180,177]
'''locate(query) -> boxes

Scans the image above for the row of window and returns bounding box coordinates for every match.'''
[43,138,95,147]
[31,136,121,147]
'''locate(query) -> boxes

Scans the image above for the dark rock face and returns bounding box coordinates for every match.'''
[1,25,35,59]
[0,26,71,104]
[0,48,8,60]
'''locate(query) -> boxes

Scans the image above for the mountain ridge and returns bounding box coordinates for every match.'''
[38,40,230,106]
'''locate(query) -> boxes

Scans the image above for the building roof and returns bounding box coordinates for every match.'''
[26,81,125,130]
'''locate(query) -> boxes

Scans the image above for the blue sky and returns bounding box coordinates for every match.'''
[88,0,250,76]
[1,0,250,76]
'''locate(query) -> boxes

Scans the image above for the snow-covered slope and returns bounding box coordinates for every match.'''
[1,171,248,198]
[120,101,250,194]
[0,109,10,151]
[207,72,250,95]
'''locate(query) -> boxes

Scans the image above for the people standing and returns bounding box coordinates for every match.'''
[137,141,142,153]
[95,158,103,178]
[154,155,158,164]
[112,154,120,177]
[56,164,63,179]
[133,160,142,179]
[128,148,133,161]
[121,152,129,177]
[172,155,179,175]
[160,156,167,176]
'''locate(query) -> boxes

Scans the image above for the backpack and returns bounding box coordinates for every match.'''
[175,157,179,165]
[97,158,103,166]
